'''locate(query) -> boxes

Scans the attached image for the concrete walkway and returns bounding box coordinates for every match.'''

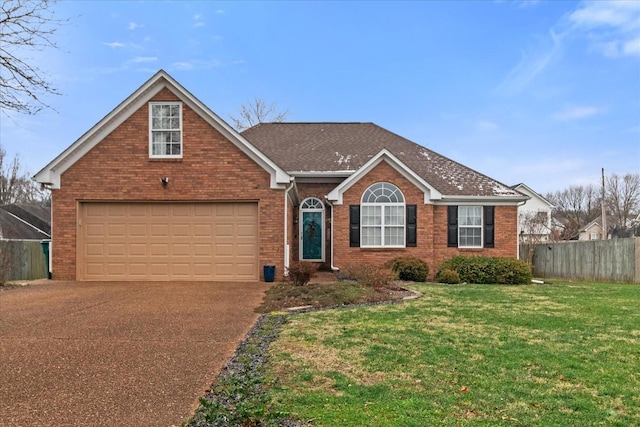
[0,280,271,427]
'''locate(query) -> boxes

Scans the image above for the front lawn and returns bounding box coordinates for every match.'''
[265,282,640,426]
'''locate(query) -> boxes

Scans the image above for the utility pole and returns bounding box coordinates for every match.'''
[601,168,607,240]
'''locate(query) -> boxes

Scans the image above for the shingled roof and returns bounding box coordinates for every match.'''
[0,204,51,240]
[241,122,523,198]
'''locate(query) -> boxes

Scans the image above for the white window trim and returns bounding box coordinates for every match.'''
[149,102,183,159]
[360,183,406,248]
[458,205,483,249]
[299,197,325,262]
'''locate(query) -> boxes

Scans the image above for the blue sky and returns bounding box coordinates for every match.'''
[2,0,639,195]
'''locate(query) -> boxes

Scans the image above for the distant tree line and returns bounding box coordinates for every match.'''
[545,173,640,240]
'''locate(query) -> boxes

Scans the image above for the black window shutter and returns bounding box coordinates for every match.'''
[447,206,458,247]
[484,206,495,248]
[349,205,360,247]
[406,204,417,247]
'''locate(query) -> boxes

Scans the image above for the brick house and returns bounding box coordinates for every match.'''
[34,70,528,281]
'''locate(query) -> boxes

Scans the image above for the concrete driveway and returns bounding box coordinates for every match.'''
[0,280,272,427]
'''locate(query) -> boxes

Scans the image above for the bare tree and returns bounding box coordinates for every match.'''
[0,0,64,115]
[518,211,552,263]
[606,172,640,237]
[546,184,601,240]
[0,143,49,205]
[230,97,289,131]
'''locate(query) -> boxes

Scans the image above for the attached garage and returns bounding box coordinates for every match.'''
[78,202,259,281]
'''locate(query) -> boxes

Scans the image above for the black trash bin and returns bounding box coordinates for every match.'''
[263,265,276,282]
[41,239,51,279]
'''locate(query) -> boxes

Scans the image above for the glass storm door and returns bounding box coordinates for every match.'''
[300,198,324,261]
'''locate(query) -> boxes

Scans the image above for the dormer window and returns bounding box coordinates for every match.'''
[150,102,182,158]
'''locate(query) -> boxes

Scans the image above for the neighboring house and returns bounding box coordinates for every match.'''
[0,204,51,241]
[579,218,604,241]
[33,70,528,282]
[511,183,553,243]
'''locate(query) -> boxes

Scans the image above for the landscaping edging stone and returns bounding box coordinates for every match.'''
[187,288,422,426]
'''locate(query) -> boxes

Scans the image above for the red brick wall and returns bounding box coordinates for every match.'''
[52,88,285,280]
[432,205,518,274]
[333,162,435,272]
[332,161,519,280]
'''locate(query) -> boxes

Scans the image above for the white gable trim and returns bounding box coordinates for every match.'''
[326,149,442,205]
[33,70,290,189]
[513,183,554,208]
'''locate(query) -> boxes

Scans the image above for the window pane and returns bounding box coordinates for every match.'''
[460,227,482,247]
[362,206,381,226]
[362,227,381,246]
[384,226,405,246]
[385,205,405,225]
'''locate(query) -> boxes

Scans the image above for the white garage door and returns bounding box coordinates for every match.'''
[78,202,258,281]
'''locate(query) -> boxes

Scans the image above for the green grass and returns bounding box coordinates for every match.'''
[264,282,640,426]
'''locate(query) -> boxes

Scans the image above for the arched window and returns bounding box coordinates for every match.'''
[361,182,405,247]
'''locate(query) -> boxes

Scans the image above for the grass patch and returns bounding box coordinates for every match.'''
[256,281,406,313]
[264,281,640,426]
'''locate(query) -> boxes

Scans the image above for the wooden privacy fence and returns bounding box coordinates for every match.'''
[0,240,48,282]
[521,238,639,283]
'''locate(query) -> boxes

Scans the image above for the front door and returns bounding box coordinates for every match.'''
[300,198,324,261]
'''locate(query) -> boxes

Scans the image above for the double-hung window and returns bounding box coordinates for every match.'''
[361,182,405,247]
[458,206,483,248]
[150,102,182,158]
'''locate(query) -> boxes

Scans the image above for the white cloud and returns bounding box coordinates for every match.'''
[128,22,143,30]
[623,36,640,56]
[496,30,562,95]
[170,59,222,71]
[171,62,194,71]
[569,0,640,58]
[553,105,606,121]
[129,56,157,64]
[194,14,205,27]
[103,41,125,48]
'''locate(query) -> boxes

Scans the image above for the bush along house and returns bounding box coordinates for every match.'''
[34,70,528,282]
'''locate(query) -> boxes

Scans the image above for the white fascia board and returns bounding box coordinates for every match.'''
[513,183,554,208]
[33,70,290,190]
[326,148,442,205]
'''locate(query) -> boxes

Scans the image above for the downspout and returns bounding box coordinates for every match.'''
[283,179,295,275]
[516,201,527,260]
[324,197,339,272]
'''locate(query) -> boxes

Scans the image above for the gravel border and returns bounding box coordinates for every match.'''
[187,289,421,427]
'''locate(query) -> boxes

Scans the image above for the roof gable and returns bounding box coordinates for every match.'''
[33,70,290,189]
[326,149,442,204]
[512,183,553,208]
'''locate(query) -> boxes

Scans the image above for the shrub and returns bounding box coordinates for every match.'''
[437,255,532,285]
[340,263,394,289]
[286,261,317,286]
[436,268,461,284]
[385,256,429,282]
